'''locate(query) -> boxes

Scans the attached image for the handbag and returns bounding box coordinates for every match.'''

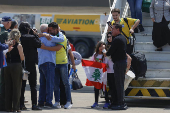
[72,72,83,90]
[22,59,30,80]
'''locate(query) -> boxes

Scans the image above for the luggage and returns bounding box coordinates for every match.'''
[142,0,152,13]
[130,52,147,80]
[72,73,83,90]
[124,70,135,90]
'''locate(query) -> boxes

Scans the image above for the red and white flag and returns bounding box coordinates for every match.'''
[82,59,107,90]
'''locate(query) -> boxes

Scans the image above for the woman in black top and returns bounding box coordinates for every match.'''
[19,22,42,110]
[4,29,24,112]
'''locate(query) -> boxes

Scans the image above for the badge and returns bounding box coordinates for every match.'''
[122,24,125,28]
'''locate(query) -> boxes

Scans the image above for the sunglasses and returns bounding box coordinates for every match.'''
[107,36,112,38]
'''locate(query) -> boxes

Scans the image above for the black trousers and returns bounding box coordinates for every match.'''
[20,64,37,106]
[152,16,170,48]
[0,68,5,111]
[113,60,127,105]
[107,73,116,105]
[94,87,109,103]
[4,63,22,111]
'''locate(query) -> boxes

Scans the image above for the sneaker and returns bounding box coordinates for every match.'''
[103,102,110,109]
[64,102,72,109]
[53,102,61,109]
[91,102,99,108]
[139,24,144,32]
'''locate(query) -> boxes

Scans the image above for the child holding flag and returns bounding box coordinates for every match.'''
[88,41,110,108]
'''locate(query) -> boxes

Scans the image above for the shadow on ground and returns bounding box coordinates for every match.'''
[25,84,94,93]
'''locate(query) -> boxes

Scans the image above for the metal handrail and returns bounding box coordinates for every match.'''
[101,0,129,42]
[122,2,129,18]
[101,0,117,42]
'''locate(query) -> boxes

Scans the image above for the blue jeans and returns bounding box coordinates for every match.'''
[127,0,143,24]
[38,62,55,105]
[54,64,71,102]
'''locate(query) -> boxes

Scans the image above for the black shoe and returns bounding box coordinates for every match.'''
[44,103,56,109]
[32,105,42,110]
[20,105,27,110]
[38,103,44,108]
[111,104,128,110]
[134,28,138,33]
[155,48,162,51]
[139,24,144,32]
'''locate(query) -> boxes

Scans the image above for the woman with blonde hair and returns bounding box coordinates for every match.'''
[4,29,24,112]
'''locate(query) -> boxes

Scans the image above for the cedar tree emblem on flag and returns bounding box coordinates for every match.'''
[91,69,101,81]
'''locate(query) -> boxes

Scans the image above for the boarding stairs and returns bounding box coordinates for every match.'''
[102,0,170,99]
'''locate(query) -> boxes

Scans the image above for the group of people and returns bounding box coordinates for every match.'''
[89,0,170,109]
[0,0,170,111]
[127,0,170,50]
[89,8,133,110]
[0,16,82,112]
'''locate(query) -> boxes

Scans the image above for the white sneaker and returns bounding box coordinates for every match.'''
[53,102,61,109]
[64,102,72,109]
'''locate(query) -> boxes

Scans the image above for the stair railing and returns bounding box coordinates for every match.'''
[101,0,129,42]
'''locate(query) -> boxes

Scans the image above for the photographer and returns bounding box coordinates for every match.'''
[19,22,42,110]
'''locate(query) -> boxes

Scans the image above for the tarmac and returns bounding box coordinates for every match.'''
[1,64,170,113]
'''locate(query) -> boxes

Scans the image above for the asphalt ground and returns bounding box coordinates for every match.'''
[0,63,170,113]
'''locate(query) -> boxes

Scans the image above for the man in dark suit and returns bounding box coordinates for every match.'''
[106,23,127,110]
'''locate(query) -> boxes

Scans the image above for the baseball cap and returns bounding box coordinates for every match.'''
[2,16,13,22]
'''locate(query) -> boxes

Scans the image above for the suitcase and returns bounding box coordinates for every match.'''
[130,52,147,80]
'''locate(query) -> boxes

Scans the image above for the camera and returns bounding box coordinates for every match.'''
[107,21,112,28]
[29,29,34,35]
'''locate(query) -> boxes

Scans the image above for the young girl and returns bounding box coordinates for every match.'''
[90,41,110,108]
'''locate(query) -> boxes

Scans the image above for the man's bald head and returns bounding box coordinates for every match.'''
[40,24,48,33]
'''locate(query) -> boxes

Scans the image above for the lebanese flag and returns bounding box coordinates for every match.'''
[82,59,107,90]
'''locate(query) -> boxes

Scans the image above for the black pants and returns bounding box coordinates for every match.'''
[20,64,37,106]
[113,60,127,105]
[94,87,109,103]
[0,68,5,111]
[107,73,116,105]
[152,16,170,48]
[4,63,22,111]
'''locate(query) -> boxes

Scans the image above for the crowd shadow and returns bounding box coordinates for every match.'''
[25,84,94,93]
[71,86,94,93]
[73,99,170,111]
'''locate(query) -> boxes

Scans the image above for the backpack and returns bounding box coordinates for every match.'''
[130,52,147,80]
